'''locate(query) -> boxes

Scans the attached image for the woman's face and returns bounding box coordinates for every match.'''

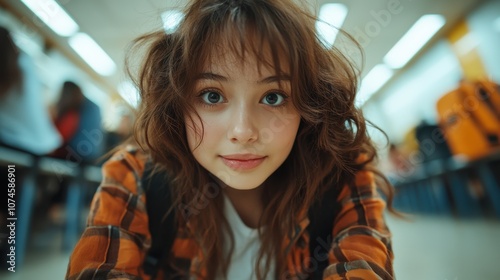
[185,50,301,190]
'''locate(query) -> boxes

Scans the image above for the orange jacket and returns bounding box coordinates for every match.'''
[66,146,394,279]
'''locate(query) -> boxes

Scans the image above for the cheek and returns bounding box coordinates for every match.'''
[281,117,300,145]
[263,111,300,143]
[185,113,225,151]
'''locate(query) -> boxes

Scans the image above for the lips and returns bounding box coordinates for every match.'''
[220,154,266,170]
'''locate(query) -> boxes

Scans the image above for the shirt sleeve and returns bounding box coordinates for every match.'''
[66,148,151,280]
[323,170,394,280]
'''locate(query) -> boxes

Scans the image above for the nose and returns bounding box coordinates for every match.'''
[227,106,258,144]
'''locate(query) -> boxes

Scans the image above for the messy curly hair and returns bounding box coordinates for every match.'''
[129,0,394,279]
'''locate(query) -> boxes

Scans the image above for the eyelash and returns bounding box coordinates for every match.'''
[196,88,225,108]
[196,89,290,109]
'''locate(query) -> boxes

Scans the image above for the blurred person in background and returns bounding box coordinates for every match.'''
[0,26,62,155]
[388,143,415,180]
[45,81,105,224]
[51,81,104,163]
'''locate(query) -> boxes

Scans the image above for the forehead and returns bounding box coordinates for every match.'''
[202,42,290,78]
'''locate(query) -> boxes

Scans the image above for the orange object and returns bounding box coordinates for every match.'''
[436,79,500,160]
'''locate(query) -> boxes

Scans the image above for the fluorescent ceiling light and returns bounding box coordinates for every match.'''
[357,64,394,106]
[315,3,348,48]
[382,53,457,116]
[384,14,445,69]
[21,0,79,37]
[69,33,116,76]
[118,81,140,108]
[161,10,184,33]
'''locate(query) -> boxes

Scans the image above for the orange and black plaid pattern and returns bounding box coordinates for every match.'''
[66,146,394,279]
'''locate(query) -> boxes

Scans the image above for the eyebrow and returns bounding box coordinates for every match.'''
[195,72,291,84]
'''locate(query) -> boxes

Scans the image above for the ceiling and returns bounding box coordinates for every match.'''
[1,0,486,101]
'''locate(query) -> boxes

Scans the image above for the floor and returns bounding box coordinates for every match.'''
[1,214,500,279]
[388,215,500,280]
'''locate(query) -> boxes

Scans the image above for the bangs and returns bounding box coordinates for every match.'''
[178,0,307,92]
[207,15,291,78]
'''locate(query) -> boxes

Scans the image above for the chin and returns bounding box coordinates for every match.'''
[218,175,267,191]
[226,182,261,191]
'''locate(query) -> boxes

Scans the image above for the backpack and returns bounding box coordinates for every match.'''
[141,164,340,279]
[436,79,500,160]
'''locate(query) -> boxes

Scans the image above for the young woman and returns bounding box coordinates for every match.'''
[67,0,395,279]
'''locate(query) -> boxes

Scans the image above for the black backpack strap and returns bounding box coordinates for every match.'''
[142,162,177,279]
[307,185,341,279]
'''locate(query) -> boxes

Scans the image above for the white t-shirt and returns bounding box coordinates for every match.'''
[0,52,62,155]
[220,195,276,280]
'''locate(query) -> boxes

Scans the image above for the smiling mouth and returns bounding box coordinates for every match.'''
[219,155,267,170]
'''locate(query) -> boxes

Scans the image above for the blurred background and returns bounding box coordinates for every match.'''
[0,0,499,279]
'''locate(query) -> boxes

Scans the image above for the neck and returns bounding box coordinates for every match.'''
[222,183,264,229]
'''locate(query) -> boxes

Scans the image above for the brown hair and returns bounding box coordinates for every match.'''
[0,26,22,98]
[55,81,85,120]
[128,0,394,278]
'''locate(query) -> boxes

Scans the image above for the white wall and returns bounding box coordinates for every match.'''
[467,0,500,83]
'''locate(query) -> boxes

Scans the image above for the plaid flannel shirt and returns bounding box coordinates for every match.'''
[66,146,394,279]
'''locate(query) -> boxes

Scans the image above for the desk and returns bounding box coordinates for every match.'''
[392,152,500,218]
[0,146,102,267]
